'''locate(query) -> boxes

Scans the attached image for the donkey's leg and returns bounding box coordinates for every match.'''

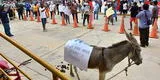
[74,66,80,80]
[99,71,106,80]
[70,64,75,77]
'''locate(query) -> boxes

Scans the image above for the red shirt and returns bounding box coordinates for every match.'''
[88,1,93,10]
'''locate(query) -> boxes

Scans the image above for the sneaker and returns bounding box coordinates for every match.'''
[8,34,14,37]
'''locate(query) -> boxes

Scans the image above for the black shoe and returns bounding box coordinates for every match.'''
[140,44,145,47]
[146,43,149,47]
[8,34,14,37]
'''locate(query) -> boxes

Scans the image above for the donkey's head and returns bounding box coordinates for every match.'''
[125,31,142,65]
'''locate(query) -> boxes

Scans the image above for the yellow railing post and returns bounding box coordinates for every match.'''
[0,53,32,80]
[0,32,70,80]
[0,68,12,80]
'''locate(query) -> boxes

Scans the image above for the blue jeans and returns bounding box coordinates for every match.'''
[94,11,98,20]
[41,18,46,25]
[2,23,12,36]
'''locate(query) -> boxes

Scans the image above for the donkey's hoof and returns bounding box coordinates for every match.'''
[70,73,75,77]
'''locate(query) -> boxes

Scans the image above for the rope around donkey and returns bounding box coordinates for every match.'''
[107,62,135,80]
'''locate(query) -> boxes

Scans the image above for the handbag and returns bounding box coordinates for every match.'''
[144,11,151,25]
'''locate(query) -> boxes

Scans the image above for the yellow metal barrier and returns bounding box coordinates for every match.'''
[0,33,70,80]
[0,53,32,80]
[0,68,12,80]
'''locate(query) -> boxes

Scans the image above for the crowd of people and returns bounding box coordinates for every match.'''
[0,0,159,47]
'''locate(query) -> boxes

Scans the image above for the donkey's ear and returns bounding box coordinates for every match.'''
[129,33,139,44]
[125,30,131,41]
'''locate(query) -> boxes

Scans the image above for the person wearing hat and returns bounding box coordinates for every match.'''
[0,5,14,37]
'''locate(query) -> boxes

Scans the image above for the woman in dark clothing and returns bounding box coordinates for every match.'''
[0,6,14,37]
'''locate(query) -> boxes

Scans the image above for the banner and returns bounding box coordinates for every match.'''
[64,39,93,71]
[106,7,114,17]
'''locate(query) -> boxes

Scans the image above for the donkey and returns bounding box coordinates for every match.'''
[69,31,142,80]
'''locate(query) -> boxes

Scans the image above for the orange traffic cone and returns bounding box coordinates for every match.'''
[37,12,41,22]
[23,13,27,21]
[51,12,57,24]
[73,14,78,28]
[119,16,125,34]
[132,19,139,36]
[87,14,94,29]
[30,12,34,21]
[61,14,66,26]
[102,16,110,32]
[150,19,158,39]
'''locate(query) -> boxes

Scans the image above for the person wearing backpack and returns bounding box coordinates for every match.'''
[136,4,152,47]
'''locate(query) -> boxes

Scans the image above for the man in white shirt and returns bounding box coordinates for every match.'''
[39,3,47,32]
[49,2,55,19]
[58,4,65,16]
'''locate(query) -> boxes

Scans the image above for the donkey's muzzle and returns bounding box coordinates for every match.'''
[135,58,142,65]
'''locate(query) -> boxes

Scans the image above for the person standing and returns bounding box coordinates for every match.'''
[122,1,128,17]
[16,3,24,20]
[136,4,152,47]
[83,2,90,26]
[55,3,59,15]
[70,1,79,23]
[129,2,139,30]
[64,4,71,24]
[97,0,102,13]
[0,6,14,37]
[49,2,55,19]
[32,3,39,19]
[151,1,159,25]
[25,2,31,17]
[149,2,154,13]
[39,4,47,32]
[93,2,99,20]
[58,3,65,17]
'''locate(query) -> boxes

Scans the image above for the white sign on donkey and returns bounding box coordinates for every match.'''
[64,39,93,71]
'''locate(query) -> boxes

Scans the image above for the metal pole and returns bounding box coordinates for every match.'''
[0,53,32,80]
[0,68,12,80]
